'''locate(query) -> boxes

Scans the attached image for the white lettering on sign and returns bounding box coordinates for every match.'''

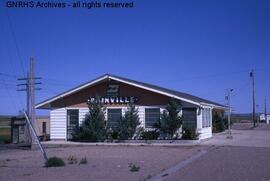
[87,96,138,104]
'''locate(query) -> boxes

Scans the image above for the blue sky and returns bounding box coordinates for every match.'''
[0,0,270,115]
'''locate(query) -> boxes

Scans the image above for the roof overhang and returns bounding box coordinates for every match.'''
[200,102,228,110]
[36,74,225,109]
[36,75,109,109]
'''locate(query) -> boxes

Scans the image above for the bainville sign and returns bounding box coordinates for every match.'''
[87,96,138,105]
[87,84,138,104]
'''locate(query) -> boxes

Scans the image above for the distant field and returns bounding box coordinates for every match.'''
[0,121,11,126]
[0,116,11,126]
[0,115,12,143]
[0,127,11,135]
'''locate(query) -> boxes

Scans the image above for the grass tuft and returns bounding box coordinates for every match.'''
[128,163,140,172]
[79,157,88,165]
[45,157,65,167]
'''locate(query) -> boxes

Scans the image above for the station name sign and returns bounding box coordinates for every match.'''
[87,96,138,105]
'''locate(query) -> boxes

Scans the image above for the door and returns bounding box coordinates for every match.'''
[67,109,79,140]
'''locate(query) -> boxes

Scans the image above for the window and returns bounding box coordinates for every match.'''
[202,109,206,127]
[202,108,211,128]
[107,109,122,128]
[42,122,46,134]
[207,109,212,127]
[145,108,160,128]
[67,110,79,126]
[182,108,197,129]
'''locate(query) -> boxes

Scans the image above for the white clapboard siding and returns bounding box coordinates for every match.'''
[50,108,66,140]
[49,106,167,140]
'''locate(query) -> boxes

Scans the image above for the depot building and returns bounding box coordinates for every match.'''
[36,74,226,140]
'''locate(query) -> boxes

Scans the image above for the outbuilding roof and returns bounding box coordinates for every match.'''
[36,74,226,109]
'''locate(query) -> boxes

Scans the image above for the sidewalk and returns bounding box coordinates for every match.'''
[40,123,270,148]
[201,125,270,148]
[41,139,203,148]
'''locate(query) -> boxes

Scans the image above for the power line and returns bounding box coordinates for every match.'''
[0,72,20,78]
[0,16,25,110]
[255,68,270,71]
[231,81,250,98]
[42,78,81,85]
[5,9,26,76]
[0,76,18,112]
[179,70,250,81]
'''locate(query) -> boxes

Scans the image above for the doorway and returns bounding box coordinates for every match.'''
[67,109,79,141]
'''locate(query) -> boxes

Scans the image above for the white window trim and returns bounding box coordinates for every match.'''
[202,107,212,128]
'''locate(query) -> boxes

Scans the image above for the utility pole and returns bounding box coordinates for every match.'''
[226,89,233,139]
[30,58,39,138]
[265,96,267,124]
[17,57,42,145]
[250,70,256,127]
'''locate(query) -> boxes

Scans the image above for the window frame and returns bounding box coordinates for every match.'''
[42,122,46,134]
[66,109,79,140]
[202,108,211,128]
[107,108,122,128]
[182,108,197,129]
[145,108,160,128]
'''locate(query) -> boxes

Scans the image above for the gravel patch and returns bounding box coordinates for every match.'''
[0,145,205,181]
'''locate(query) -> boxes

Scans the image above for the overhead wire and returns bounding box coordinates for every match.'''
[0,76,18,111]
[5,9,26,76]
[1,12,25,111]
[179,69,250,82]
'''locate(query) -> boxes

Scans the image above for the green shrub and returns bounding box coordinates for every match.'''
[182,128,199,140]
[141,130,160,140]
[106,129,119,140]
[79,157,88,165]
[128,163,140,172]
[157,99,182,139]
[117,102,140,140]
[72,96,107,142]
[0,136,11,144]
[212,113,228,133]
[45,157,65,167]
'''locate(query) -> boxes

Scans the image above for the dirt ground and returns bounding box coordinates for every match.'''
[0,145,205,181]
[165,146,270,181]
[1,123,270,181]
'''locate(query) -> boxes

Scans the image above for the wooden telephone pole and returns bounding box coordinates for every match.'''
[226,89,233,139]
[265,96,267,123]
[17,57,42,144]
[250,70,256,127]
